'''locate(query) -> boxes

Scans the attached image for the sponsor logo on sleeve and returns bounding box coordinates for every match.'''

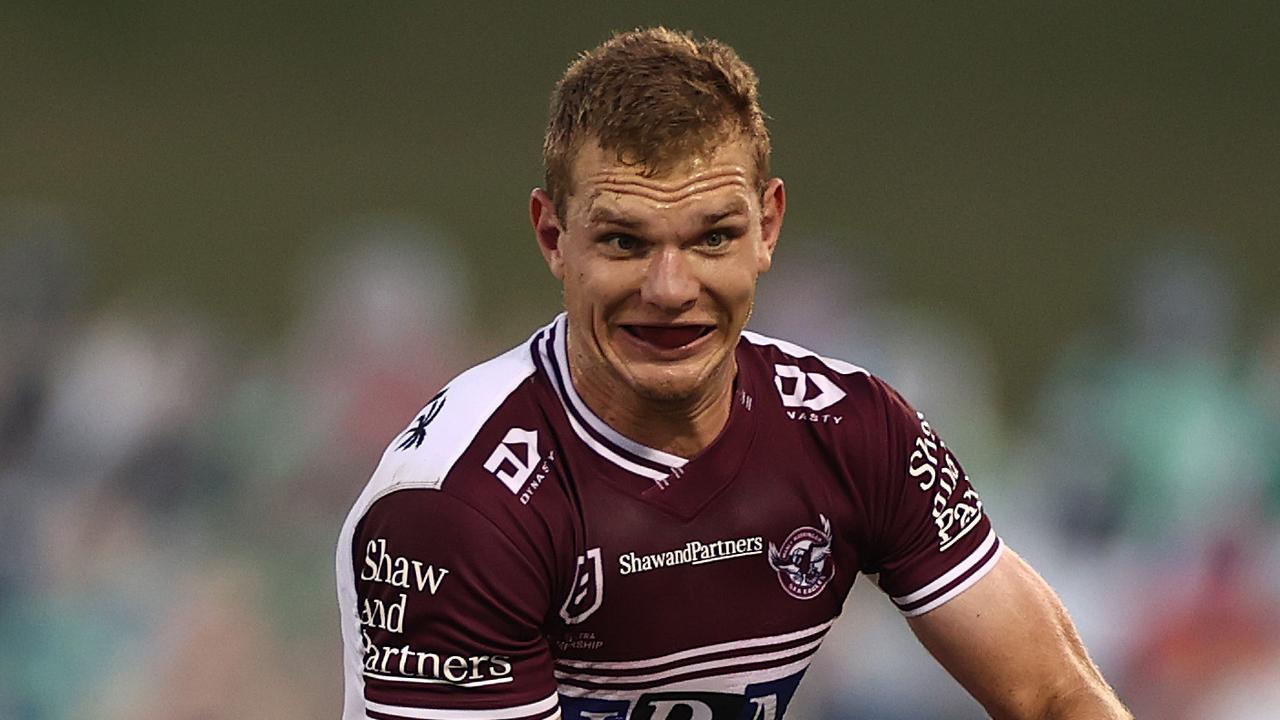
[360,632,514,687]
[907,412,984,551]
[357,538,505,686]
[768,515,835,600]
[396,389,447,450]
[358,538,450,633]
[773,364,845,423]
[560,547,604,625]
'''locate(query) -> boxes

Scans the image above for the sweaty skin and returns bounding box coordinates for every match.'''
[531,140,786,458]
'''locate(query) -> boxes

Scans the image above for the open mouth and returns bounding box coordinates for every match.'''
[621,324,715,350]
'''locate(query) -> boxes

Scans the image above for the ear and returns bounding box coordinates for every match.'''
[530,188,566,281]
[756,178,786,273]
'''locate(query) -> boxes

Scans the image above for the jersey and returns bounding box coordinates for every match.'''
[337,313,1003,720]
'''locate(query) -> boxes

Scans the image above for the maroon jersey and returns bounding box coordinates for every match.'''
[337,314,1002,720]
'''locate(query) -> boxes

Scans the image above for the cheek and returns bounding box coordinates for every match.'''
[704,262,758,308]
[561,261,634,314]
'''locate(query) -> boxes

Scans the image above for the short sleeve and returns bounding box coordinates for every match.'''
[862,378,1004,617]
[347,489,560,720]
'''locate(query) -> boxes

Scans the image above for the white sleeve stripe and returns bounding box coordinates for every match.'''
[552,618,835,671]
[899,540,1004,618]
[552,634,824,684]
[890,529,997,605]
[366,691,559,719]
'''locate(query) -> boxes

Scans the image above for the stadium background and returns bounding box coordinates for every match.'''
[2,3,1278,718]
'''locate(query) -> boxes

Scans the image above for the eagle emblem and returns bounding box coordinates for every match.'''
[768,514,834,600]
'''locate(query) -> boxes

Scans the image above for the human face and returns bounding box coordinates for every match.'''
[531,139,785,404]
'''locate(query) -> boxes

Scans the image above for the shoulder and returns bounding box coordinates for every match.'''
[739,328,901,424]
[374,339,539,495]
[737,329,932,491]
[339,325,562,545]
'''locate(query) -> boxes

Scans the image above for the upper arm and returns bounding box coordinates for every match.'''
[852,377,1128,718]
[344,489,560,720]
[907,548,1130,720]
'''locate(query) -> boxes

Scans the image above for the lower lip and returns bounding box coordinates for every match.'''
[616,326,717,360]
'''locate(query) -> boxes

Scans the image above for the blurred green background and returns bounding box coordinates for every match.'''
[5,1,1277,412]
[3,3,1279,719]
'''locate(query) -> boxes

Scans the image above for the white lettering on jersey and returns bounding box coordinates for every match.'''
[619,536,764,575]
[910,411,985,551]
[360,630,515,687]
[360,538,450,594]
[483,427,541,494]
[749,693,779,720]
[646,699,715,720]
[773,364,846,411]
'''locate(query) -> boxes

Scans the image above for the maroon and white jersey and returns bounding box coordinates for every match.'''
[337,314,1002,720]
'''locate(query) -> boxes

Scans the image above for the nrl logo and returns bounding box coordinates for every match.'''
[768,515,835,600]
[560,547,604,625]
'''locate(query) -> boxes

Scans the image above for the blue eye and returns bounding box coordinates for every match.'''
[604,234,641,252]
[705,232,726,248]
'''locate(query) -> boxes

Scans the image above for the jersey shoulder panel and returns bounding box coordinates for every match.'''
[740,329,869,376]
[740,330,1001,618]
[367,337,539,501]
[338,328,564,720]
[739,329,883,419]
[348,488,559,719]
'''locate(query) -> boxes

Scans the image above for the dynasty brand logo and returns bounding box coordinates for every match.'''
[768,515,835,600]
[396,388,447,450]
[484,427,541,494]
[773,364,846,421]
[619,536,764,575]
[484,427,555,504]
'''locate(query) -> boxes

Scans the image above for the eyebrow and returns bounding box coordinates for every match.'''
[586,201,748,229]
[702,201,748,225]
[586,207,644,228]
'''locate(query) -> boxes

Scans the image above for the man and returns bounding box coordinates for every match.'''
[337,27,1130,720]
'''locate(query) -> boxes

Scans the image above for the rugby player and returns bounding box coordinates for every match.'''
[337,27,1131,720]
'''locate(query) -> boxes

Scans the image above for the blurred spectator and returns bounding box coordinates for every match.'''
[1025,248,1271,547]
[222,214,476,521]
[1008,247,1280,719]
[1121,536,1280,719]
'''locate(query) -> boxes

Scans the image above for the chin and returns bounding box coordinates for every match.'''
[621,364,718,404]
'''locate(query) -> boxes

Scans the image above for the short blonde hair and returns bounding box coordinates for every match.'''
[542,27,772,215]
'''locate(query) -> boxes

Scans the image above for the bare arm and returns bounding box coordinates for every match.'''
[907,548,1131,720]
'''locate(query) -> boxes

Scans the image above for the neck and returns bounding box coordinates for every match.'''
[568,344,736,460]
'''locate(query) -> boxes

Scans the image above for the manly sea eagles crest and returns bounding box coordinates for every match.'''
[768,514,835,600]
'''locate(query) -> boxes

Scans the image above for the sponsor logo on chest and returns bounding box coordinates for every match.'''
[618,535,765,576]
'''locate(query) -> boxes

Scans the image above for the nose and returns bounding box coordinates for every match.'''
[640,246,699,312]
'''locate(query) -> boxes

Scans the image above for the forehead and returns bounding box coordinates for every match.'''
[567,140,758,222]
